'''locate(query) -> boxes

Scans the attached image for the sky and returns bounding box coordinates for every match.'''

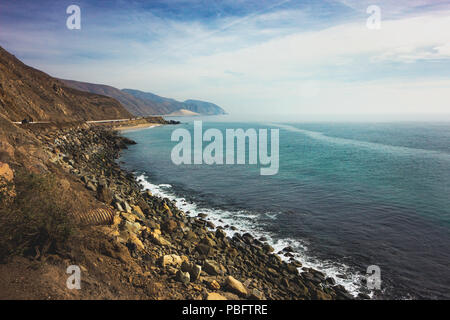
[1,0,450,118]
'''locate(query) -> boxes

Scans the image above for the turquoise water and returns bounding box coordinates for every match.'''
[119,118,450,299]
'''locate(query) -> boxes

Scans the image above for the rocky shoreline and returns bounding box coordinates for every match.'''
[31,123,359,300]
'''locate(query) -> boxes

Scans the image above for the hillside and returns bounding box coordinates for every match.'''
[59,79,172,116]
[183,99,227,115]
[123,89,226,116]
[0,47,132,122]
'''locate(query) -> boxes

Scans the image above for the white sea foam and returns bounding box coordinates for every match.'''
[136,174,369,297]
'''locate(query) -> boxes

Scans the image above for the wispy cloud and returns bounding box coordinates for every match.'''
[1,0,450,116]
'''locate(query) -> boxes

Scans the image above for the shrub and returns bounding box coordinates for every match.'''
[0,170,76,261]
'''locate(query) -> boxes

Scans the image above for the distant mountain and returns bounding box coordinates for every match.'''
[121,89,184,115]
[183,99,227,115]
[59,81,227,117]
[59,80,171,116]
[122,89,227,116]
[0,46,131,122]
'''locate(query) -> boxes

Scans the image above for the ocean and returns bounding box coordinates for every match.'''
[118,116,450,299]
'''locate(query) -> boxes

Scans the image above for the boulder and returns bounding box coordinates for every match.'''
[122,201,132,213]
[184,230,199,241]
[209,280,221,291]
[312,288,332,300]
[181,262,202,282]
[158,254,183,268]
[149,230,171,247]
[196,243,212,256]
[263,244,274,253]
[0,162,14,182]
[162,220,178,233]
[203,260,223,276]
[131,205,145,220]
[123,220,141,234]
[114,202,124,212]
[176,270,190,285]
[225,276,248,297]
[206,292,227,300]
[128,234,145,251]
[215,229,227,239]
[249,288,265,300]
[201,237,216,247]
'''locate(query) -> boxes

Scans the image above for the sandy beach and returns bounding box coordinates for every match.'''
[115,123,162,132]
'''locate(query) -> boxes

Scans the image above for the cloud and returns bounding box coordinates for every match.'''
[1,1,450,116]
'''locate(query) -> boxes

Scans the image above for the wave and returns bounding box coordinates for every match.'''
[271,123,450,161]
[136,173,369,297]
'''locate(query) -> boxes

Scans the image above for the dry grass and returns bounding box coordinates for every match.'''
[0,170,76,261]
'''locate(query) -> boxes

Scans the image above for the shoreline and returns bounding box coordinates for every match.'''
[132,174,366,298]
[116,123,366,297]
[3,121,359,300]
[115,123,162,132]
[116,124,369,299]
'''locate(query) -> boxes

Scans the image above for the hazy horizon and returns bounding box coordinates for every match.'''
[1,0,450,117]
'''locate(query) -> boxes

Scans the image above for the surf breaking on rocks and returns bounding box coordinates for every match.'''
[136,173,369,297]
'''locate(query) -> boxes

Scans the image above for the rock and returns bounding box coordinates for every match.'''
[113,215,122,226]
[289,260,302,268]
[159,254,183,268]
[163,203,173,216]
[263,244,274,253]
[197,213,208,219]
[0,162,14,182]
[201,236,216,246]
[123,220,141,234]
[149,230,171,246]
[225,276,248,297]
[209,280,221,290]
[184,230,199,241]
[196,244,212,256]
[357,293,371,300]
[121,212,136,222]
[122,201,132,213]
[206,292,227,300]
[267,268,278,278]
[190,265,202,282]
[286,264,299,275]
[128,234,145,251]
[215,229,227,239]
[114,202,124,212]
[249,288,265,300]
[162,220,178,233]
[176,270,190,285]
[222,292,240,300]
[131,205,145,220]
[203,260,223,276]
[312,288,332,300]
[206,221,215,229]
[181,262,202,282]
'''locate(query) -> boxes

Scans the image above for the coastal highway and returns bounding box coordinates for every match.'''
[13,117,146,125]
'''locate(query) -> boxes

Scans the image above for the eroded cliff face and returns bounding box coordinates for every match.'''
[0,46,132,122]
